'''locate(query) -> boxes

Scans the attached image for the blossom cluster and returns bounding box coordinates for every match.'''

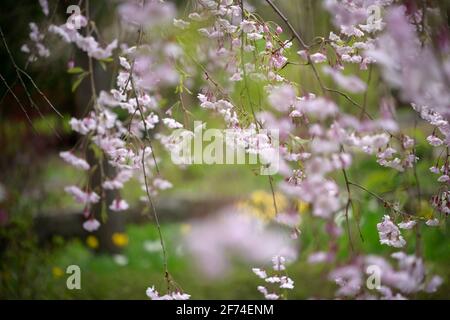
[329,253,443,299]
[174,0,447,299]
[146,286,190,300]
[253,255,295,300]
[27,0,449,299]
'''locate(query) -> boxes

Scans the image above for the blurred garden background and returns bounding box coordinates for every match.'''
[0,0,449,299]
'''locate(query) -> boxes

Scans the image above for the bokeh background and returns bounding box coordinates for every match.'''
[0,0,449,299]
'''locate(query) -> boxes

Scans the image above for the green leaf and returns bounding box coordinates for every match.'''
[99,61,107,71]
[101,201,108,223]
[183,85,193,95]
[254,38,266,52]
[290,134,310,145]
[99,57,113,63]
[89,143,103,160]
[67,67,85,74]
[71,72,88,92]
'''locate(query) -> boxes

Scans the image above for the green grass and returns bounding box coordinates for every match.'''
[23,222,334,299]
[13,214,445,300]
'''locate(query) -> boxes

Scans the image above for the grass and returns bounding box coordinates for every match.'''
[16,209,448,300]
[29,222,333,299]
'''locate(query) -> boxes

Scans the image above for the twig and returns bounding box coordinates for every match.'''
[265,0,308,49]
[241,1,276,214]
[347,181,423,219]
[0,26,63,118]
[360,64,373,119]
[129,2,170,290]
[341,166,355,253]
[86,0,97,103]
[0,73,35,130]
[141,146,171,291]
[325,87,373,120]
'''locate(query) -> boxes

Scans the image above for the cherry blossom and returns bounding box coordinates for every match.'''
[146,286,190,300]
[377,215,406,248]
[64,186,100,205]
[83,218,101,232]
[109,199,129,212]
[59,151,90,171]
[425,218,440,227]
[398,220,417,230]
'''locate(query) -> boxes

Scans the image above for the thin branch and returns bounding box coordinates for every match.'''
[128,2,170,290]
[348,181,423,220]
[141,146,171,291]
[0,26,63,118]
[0,73,35,130]
[242,1,276,215]
[130,76,160,174]
[325,87,374,120]
[265,0,308,49]
[341,166,355,253]
[17,68,63,118]
[360,64,373,119]
[85,0,97,103]
[268,175,278,215]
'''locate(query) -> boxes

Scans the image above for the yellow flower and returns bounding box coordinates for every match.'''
[52,266,64,278]
[237,190,309,222]
[112,233,129,247]
[180,223,192,235]
[297,200,309,214]
[418,200,433,219]
[86,235,99,249]
[239,190,288,221]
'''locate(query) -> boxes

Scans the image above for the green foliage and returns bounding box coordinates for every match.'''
[67,67,85,75]
[71,72,89,92]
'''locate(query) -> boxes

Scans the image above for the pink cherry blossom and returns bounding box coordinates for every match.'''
[377,215,406,248]
[65,186,100,204]
[59,151,90,171]
[83,218,101,232]
[109,199,129,212]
